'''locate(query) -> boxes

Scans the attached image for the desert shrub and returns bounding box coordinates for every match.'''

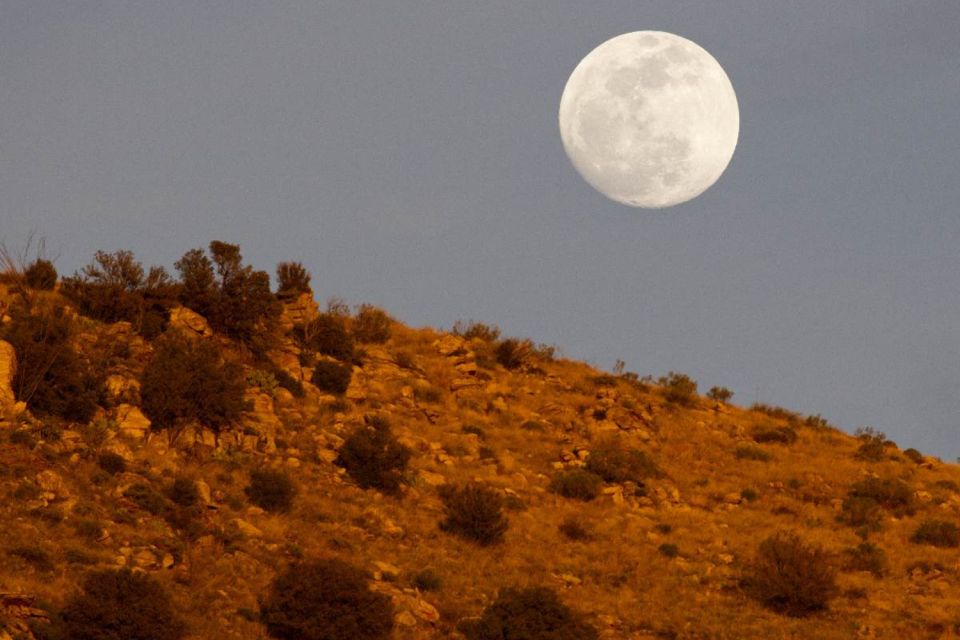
[903,448,923,464]
[854,427,889,462]
[61,250,178,339]
[275,261,312,300]
[439,483,508,546]
[260,558,394,640]
[752,425,798,445]
[839,496,883,531]
[741,488,759,502]
[9,546,54,572]
[707,386,733,402]
[658,543,680,558]
[744,531,837,617]
[59,568,186,640]
[352,305,392,343]
[848,478,913,516]
[842,542,887,576]
[413,385,442,403]
[64,548,99,566]
[452,320,501,343]
[168,476,200,507]
[910,520,960,548]
[751,404,801,424]
[25,259,57,290]
[549,469,603,501]
[803,414,834,430]
[311,360,352,395]
[175,241,280,346]
[140,332,246,435]
[412,569,442,592]
[97,452,127,475]
[558,517,591,541]
[658,372,697,407]
[735,446,772,462]
[273,368,305,398]
[3,302,104,423]
[585,439,659,484]
[461,586,598,640]
[494,338,529,370]
[247,369,279,398]
[123,483,168,515]
[335,417,411,494]
[9,429,37,448]
[246,469,296,513]
[74,519,104,540]
[462,424,487,439]
[295,313,354,361]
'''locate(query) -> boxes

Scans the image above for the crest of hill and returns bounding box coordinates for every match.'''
[0,244,959,640]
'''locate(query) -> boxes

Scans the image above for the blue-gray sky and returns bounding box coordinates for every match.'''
[3,1,960,457]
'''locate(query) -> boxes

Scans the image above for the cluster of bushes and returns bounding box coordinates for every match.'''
[839,477,914,531]
[910,519,960,548]
[744,531,837,617]
[439,483,509,546]
[3,300,104,423]
[335,417,411,494]
[140,332,247,437]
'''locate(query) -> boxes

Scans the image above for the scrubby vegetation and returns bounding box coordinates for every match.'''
[295,313,354,362]
[658,371,698,407]
[439,483,508,546]
[310,360,353,395]
[275,261,312,300]
[259,559,393,640]
[460,586,598,640]
[352,304,392,343]
[24,258,57,290]
[246,469,296,513]
[585,438,659,485]
[549,469,603,501]
[335,417,411,494]
[744,531,837,617]
[910,519,960,548]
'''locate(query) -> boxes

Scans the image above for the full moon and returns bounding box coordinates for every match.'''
[559,31,739,208]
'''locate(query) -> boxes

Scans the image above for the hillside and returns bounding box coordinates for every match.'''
[1,247,960,640]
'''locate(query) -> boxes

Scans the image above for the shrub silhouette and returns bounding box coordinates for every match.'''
[461,586,598,640]
[140,332,246,436]
[910,519,960,548]
[735,446,772,462]
[295,313,355,361]
[585,439,659,484]
[549,469,603,501]
[439,483,508,546]
[335,417,411,494]
[59,568,186,640]
[452,320,501,343]
[168,476,200,507]
[25,259,57,290]
[246,469,296,513]
[558,517,591,541]
[3,302,103,422]
[311,360,352,395]
[839,496,883,531]
[706,386,733,403]
[352,305,392,343]
[843,542,887,576]
[97,452,127,475]
[275,261,312,300]
[751,425,798,445]
[175,241,280,345]
[658,372,698,407]
[61,250,178,338]
[412,569,442,591]
[260,558,394,640]
[854,427,889,461]
[744,531,837,617]
[848,477,913,516]
[123,483,168,515]
[494,338,529,370]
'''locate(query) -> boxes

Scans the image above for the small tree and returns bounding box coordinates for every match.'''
[744,531,837,617]
[295,313,354,362]
[461,586,598,640]
[439,483,508,546]
[275,261,312,300]
[59,568,187,640]
[140,332,247,438]
[260,559,394,640]
[24,258,57,290]
[335,417,411,494]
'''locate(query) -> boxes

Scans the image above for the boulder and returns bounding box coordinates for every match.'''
[435,335,466,357]
[168,306,213,337]
[0,340,15,409]
[115,404,151,440]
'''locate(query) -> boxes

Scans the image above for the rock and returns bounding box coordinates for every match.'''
[132,549,159,569]
[395,610,418,627]
[435,335,466,356]
[419,470,446,487]
[168,306,213,337]
[196,479,212,505]
[283,293,320,326]
[451,378,483,391]
[602,485,625,505]
[105,375,140,403]
[372,561,400,581]
[231,519,263,538]
[35,470,68,501]
[115,404,151,439]
[0,340,16,409]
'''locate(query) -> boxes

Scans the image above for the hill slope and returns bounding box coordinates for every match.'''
[1,278,959,640]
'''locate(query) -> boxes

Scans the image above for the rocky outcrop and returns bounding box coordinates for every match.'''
[168,306,213,337]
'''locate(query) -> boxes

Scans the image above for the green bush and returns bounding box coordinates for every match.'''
[461,586,598,640]
[25,259,57,290]
[842,542,887,576]
[855,428,889,462]
[246,369,279,397]
[839,496,883,531]
[438,483,508,546]
[352,305,392,344]
[744,531,837,617]
[311,360,352,395]
[658,372,698,407]
[903,448,923,464]
[549,469,603,501]
[59,568,186,640]
[585,439,659,484]
[260,559,393,640]
[246,469,296,513]
[910,520,960,548]
[140,332,247,435]
[97,452,127,475]
[335,417,411,495]
[735,446,772,462]
[275,261,312,300]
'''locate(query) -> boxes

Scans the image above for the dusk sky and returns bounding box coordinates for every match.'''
[3,2,959,457]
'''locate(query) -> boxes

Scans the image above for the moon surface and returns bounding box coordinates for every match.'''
[559,31,739,208]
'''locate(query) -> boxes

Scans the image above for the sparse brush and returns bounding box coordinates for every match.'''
[586,438,660,484]
[658,371,698,407]
[549,469,603,501]
[352,304,392,343]
[910,519,960,548]
[438,483,508,546]
[311,360,352,395]
[735,446,772,462]
[460,586,598,640]
[559,517,592,541]
[744,531,837,617]
[246,469,296,513]
[335,417,411,495]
